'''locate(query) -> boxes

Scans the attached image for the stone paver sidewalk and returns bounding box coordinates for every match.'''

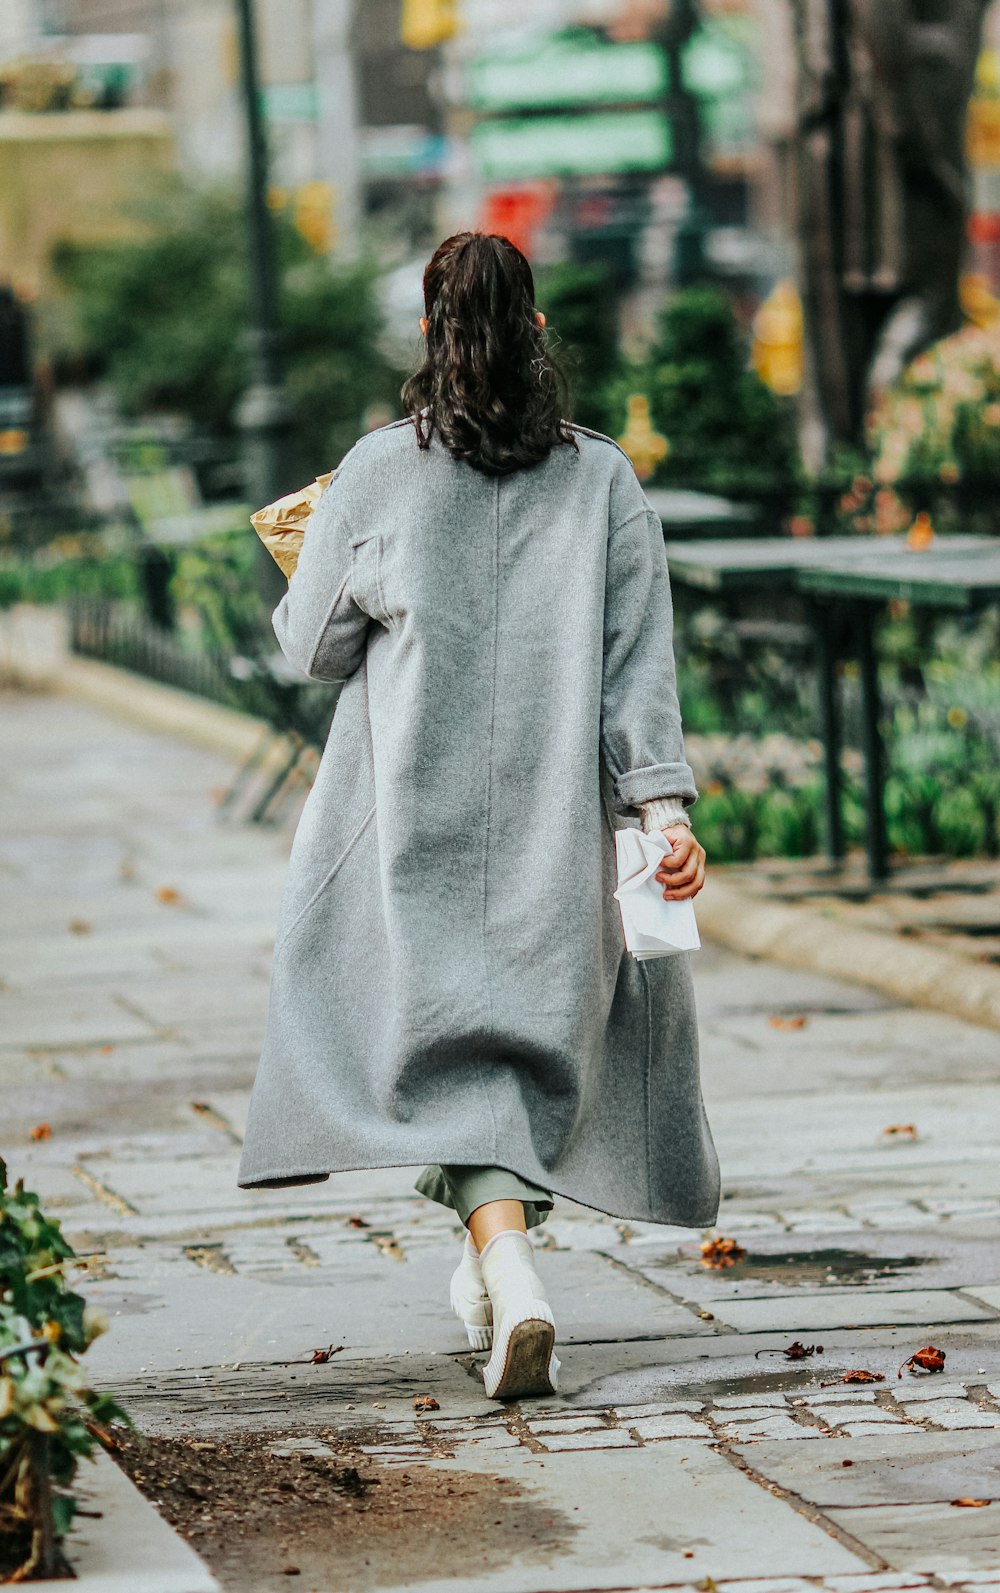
[2,686,1000,1592]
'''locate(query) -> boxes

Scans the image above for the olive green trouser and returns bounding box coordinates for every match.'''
[414,1164,553,1230]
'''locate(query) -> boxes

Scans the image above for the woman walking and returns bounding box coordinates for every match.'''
[238,232,720,1400]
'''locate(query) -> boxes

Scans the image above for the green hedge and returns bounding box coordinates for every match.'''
[0,1160,126,1581]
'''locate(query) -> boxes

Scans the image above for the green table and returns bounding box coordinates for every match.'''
[664,534,1000,886]
[797,542,1000,882]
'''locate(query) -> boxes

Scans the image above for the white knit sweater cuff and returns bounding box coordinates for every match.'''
[640,796,692,833]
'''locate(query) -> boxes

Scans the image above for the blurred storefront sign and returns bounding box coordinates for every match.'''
[360,124,448,179]
[263,83,319,122]
[468,35,666,109]
[479,184,558,255]
[462,0,629,36]
[471,109,671,178]
[681,15,756,156]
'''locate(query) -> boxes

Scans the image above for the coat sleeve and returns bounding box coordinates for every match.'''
[601,503,698,816]
[270,471,371,682]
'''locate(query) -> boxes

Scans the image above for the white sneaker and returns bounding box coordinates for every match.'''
[450,1232,493,1350]
[479,1230,560,1400]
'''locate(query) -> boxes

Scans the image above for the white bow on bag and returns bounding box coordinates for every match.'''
[613,828,701,961]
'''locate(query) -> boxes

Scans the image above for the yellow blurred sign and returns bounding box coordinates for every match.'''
[402,0,460,49]
[617,395,668,481]
[751,279,803,397]
[0,430,29,456]
[961,272,1000,328]
[968,48,1000,167]
[294,182,335,253]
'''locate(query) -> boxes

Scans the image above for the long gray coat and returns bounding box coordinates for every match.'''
[238,419,720,1228]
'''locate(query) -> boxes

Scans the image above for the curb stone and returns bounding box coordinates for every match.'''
[28,1449,218,1592]
[58,654,267,764]
[696,876,1000,1033]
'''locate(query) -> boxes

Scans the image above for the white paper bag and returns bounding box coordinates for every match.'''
[613,827,701,961]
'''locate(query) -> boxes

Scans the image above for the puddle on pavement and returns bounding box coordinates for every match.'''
[677,1246,932,1288]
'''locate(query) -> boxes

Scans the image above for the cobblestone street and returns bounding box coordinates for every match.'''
[3,686,1000,1592]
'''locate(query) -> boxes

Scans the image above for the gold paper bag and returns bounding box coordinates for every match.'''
[250,471,335,580]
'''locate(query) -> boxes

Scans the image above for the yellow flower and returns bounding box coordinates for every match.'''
[947,706,968,729]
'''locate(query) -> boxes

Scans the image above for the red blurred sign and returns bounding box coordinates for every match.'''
[479,184,558,256]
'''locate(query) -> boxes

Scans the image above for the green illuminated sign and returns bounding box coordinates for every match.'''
[471,110,672,178]
[682,19,756,152]
[468,36,667,111]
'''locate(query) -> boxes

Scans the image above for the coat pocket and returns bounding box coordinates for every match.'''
[273,800,377,958]
[349,534,389,623]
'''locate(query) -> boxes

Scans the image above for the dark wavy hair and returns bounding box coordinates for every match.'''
[400,231,578,476]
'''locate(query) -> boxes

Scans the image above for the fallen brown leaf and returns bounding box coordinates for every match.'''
[309,1344,344,1365]
[784,1341,822,1360]
[29,1122,52,1141]
[899,1344,946,1378]
[413,1395,440,1413]
[821,1369,885,1386]
[700,1236,746,1269]
[68,918,92,934]
[155,885,182,905]
[769,1014,808,1030]
[346,1216,369,1229]
[881,1123,918,1140]
[952,1498,990,1508]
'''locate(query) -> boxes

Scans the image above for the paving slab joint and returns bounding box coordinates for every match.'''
[718,1443,889,1576]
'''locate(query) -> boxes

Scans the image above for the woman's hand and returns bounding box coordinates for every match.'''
[655,826,706,901]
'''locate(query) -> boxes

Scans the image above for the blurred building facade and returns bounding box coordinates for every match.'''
[3,0,1000,338]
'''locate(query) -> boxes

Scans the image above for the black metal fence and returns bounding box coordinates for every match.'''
[69,598,242,708]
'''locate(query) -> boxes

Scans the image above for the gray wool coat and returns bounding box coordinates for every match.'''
[237,418,720,1228]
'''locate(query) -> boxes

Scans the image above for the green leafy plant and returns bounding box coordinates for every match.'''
[52,180,402,483]
[0,1159,126,1581]
[603,286,800,503]
[535,260,625,430]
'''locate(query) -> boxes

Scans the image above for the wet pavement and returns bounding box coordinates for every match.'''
[2,687,1000,1593]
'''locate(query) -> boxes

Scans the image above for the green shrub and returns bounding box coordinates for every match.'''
[603,286,800,500]
[52,181,402,483]
[0,1159,126,1581]
[535,260,625,431]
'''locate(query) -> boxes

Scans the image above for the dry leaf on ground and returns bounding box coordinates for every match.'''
[754,1340,824,1361]
[952,1498,990,1508]
[881,1123,918,1140]
[413,1395,440,1413]
[899,1344,946,1377]
[769,1014,807,1030]
[700,1236,746,1268]
[155,885,182,905]
[346,1216,369,1228]
[309,1345,344,1365]
[29,1122,52,1141]
[821,1369,885,1386]
[68,918,92,934]
[785,1340,822,1360]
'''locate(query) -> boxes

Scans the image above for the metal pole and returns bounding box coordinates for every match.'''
[234,0,292,610]
[658,0,706,285]
[856,601,889,887]
[814,599,845,865]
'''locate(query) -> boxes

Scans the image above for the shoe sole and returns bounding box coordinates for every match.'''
[483,1317,558,1400]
